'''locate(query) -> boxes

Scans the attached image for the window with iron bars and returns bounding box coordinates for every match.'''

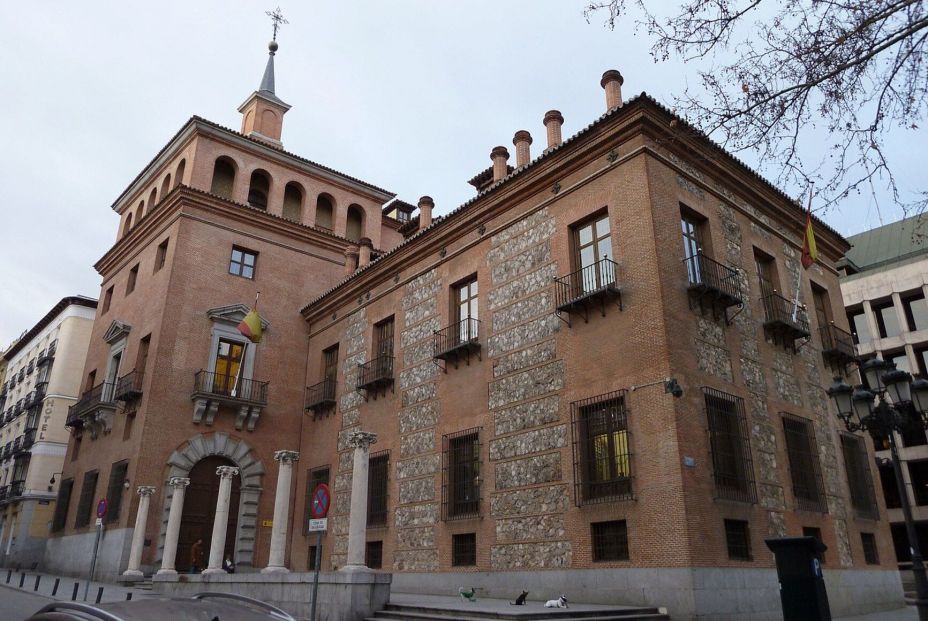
[571,390,632,505]
[365,540,383,569]
[840,433,879,520]
[442,428,481,520]
[591,520,629,561]
[51,478,74,532]
[303,465,330,535]
[782,413,828,513]
[803,526,826,563]
[75,470,99,529]
[861,532,879,565]
[104,460,129,524]
[703,388,756,503]
[724,519,752,560]
[367,450,389,527]
[451,533,477,566]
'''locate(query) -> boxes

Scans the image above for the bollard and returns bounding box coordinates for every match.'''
[52,578,60,596]
[95,586,104,603]
[19,573,25,588]
[34,574,40,591]
[126,592,133,601]
[71,582,79,601]
[5,568,10,583]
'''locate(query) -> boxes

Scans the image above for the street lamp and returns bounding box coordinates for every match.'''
[827,359,928,621]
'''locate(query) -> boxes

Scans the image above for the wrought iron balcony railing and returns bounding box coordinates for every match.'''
[305,378,337,414]
[554,258,622,323]
[192,370,268,405]
[8,480,24,499]
[433,318,481,364]
[1,444,10,460]
[761,291,811,346]
[0,485,7,502]
[37,341,56,366]
[66,381,117,426]
[113,370,144,402]
[820,323,857,367]
[11,437,22,454]
[357,355,394,393]
[684,253,744,321]
[23,390,38,410]
[19,427,36,452]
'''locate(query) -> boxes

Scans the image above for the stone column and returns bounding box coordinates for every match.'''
[202,466,240,574]
[156,477,190,575]
[123,486,156,577]
[342,430,377,571]
[263,450,300,573]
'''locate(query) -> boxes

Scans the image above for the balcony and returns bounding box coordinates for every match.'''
[357,355,394,397]
[821,323,857,368]
[8,480,24,499]
[37,341,56,366]
[11,437,22,454]
[66,382,117,437]
[16,428,36,454]
[433,318,481,369]
[554,258,622,326]
[684,253,744,324]
[191,370,268,431]
[0,486,7,503]
[761,291,811,349]
[1,443,10,460]
[23,390,38,409]
[113,370,144,402]
[305,378,337,417]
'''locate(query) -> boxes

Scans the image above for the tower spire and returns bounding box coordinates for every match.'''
[259,8,288,94]
[238,8,291,147]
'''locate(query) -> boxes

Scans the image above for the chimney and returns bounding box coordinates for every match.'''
[601,70,624,110]
[513,130,532,168]
[344,246,359,276]
[491,146,510,182]
[543,110,564,151]
[418,196,434,229]
[358,238,373,268]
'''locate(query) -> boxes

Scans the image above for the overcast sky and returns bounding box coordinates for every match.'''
[0,1,918,347]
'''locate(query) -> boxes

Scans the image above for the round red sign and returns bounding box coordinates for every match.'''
[310,484,330,519]
[96,498,108,519]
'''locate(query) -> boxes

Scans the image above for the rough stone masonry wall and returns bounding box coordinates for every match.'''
[329,307,367,569]
[393,269,442,571]
[485,208,571,569]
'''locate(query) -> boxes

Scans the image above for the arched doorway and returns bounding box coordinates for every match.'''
[177,456,241,572]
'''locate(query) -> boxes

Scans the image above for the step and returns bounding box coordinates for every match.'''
[377,604,667,621]
[370,612,668,621]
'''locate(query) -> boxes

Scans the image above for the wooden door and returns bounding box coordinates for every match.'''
[177,456,241,571]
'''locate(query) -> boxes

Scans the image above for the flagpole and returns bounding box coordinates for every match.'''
[791,185,814,322]
[231,341,248,398]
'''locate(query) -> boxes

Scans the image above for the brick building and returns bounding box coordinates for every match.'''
[43,35,902,619]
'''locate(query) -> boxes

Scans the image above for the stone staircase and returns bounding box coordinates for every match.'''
[367,602,670,621]
[133,577,154,591]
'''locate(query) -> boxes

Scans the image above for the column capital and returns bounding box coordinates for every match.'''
[168,477,190,489]
[137,486,157,497]
[274,450,300,464]
[216,466,240,479]
[346,430,378,450]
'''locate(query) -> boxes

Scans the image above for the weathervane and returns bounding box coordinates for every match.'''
[266,7,288,41]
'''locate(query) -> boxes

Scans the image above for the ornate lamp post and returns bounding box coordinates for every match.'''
[827,358,928,621]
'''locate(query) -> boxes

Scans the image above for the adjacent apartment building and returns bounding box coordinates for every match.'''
[47,36,901,619]
[839,214,928,564]
[0,296,97,568]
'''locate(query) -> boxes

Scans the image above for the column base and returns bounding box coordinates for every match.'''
[155,568,178,576]
[201,567,228,575]
[339,563,373,573]
[261,566,290,574]
[121,569,144,578]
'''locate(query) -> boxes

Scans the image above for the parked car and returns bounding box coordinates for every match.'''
[26,592,295,621]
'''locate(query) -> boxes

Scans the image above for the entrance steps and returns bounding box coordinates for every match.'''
[133,578,154,591]
[368,601,670,621]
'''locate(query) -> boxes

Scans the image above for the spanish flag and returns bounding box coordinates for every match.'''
[238,309,263,343]
[800,192,818,269]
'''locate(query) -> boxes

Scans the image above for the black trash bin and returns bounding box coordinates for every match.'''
[765,536,832,621]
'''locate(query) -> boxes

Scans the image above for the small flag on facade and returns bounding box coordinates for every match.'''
[238,309,263,343]
[800,190,818,269]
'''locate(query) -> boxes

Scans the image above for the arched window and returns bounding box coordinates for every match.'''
[282,182,303,222]
[160,174,172,199]
[122,213,133,237]
[148,188,158,211]
[210,157,236,199]
[174,159,186,188]
[247,170,270,210]
[315,195,334,230]
[346,205,364,242]
[136,201,144,222]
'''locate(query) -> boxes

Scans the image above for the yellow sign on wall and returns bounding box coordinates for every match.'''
[262,519,273,527]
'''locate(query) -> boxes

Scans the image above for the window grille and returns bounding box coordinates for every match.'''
[724,519,752,560]
[374,317,395,358]
[571,390,632,505]
[782,413,828,513]
[840,433,879,520]
[365,540,383,569]
[105,460,129,524]
[442,428,481,520]
[451,533,477,566]
[307,545,319,570]
[75,470,99,528]
[803,526,826,563]
[367,450,389,527]
[861,533,879,565]
[591,520,629,561]
[703,388,756,503]
[51,478,74,532]
[303,466,330,535]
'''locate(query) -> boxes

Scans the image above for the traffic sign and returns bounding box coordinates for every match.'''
[96,499,108,519]
[308,518,328,532]
[310,483,330,519]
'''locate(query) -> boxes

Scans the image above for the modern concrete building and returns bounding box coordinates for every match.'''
[0,296,97,568]
[47,33,904,620]
[838,214,928,567]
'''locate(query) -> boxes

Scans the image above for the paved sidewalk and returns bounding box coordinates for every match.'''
[0,568,154,604]
[837,608,918,621]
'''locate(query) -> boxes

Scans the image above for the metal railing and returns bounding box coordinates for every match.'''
[555,258,619,309]
[113,370,144,401]
[8,480,24,498]
[0,486,7,502]
[1,443,10,460]
[19,428,36,452]
[684,253,742,302]
[23,390,38,409]
[357,355,394,389]
[37,341,56,366]
[305,378,337,411]
[761,291,811,336]
[821,324,856,358]
[67,382,117,423]
[433,318,481,358]
[192,370,268,404]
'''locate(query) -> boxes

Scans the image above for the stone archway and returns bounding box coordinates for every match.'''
[156,432,264,569]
